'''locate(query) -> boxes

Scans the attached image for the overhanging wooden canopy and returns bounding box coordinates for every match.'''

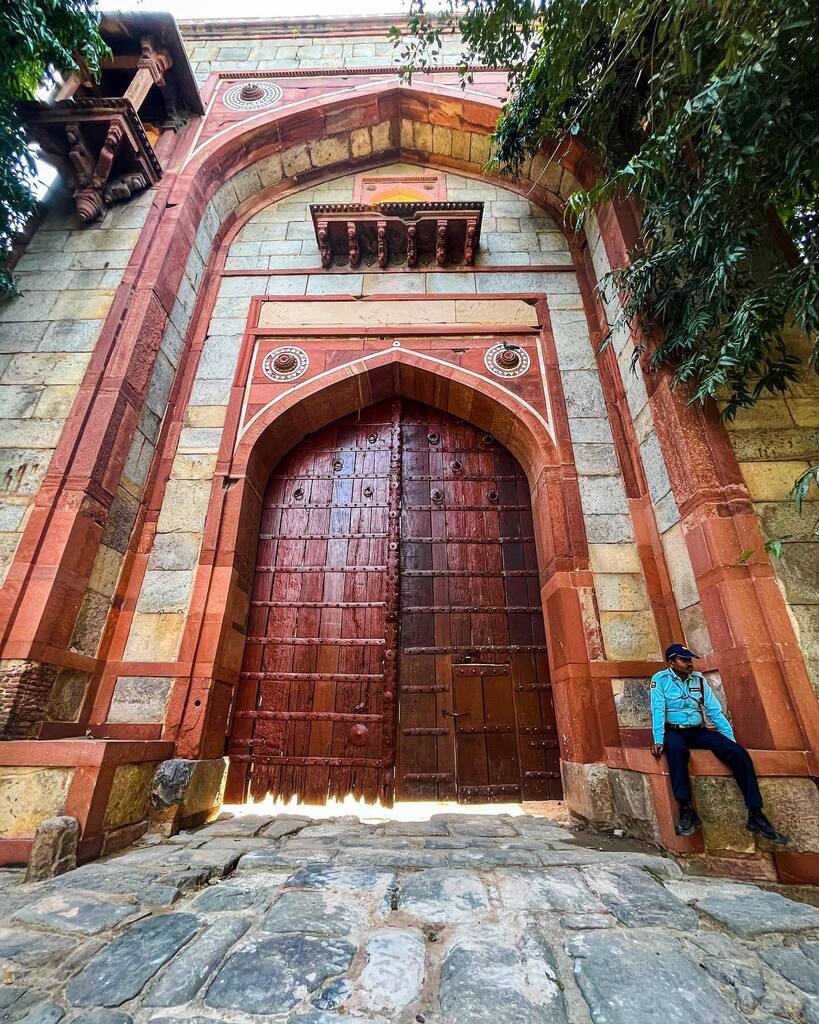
[310,201,484,268]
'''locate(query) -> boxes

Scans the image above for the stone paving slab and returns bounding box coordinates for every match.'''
[568,930,748,1023]
[2,809,819,1024]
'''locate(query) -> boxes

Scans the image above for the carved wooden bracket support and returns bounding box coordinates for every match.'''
[25,98,163,223]
[310,201,484,268]
[23,33,177,224]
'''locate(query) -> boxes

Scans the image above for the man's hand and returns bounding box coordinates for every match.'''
[650,743,664,758]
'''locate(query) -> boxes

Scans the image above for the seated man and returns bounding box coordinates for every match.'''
[650,643,787,843]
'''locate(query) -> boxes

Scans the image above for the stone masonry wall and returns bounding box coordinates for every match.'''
[183,30,464,84]
[115,162,662,724]
[0,187,153,590]
[584,212,709,649]
[723,334,819,697]
[584,209,819,723]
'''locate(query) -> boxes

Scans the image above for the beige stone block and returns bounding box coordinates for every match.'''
[2,352,89,386]
[309,134,350,168]
[691,776,755,854]
[469,133,490,166]
[103,762,159,831]
[34,385,77,420]
[560,760,614,826]
[362,275,425,296]
[588,543,641,574]
[529,152,563,194]
[170,452,218,481]
[350,127,372,159]
[0,533,22,586]
[371,120,392,154]
[600,610,660,660]
[453,299,539,326]
[282,144,311,177]
[70,589,110,657]
[46,668,90,723]
[184,405,227,428]
[594,573,650,612]
[0,767,74,836]
[661,522,700,609]
[611,678,651,728]
[0,419,63,448]
[609,767,660,844]
[124,612,185,661]
[758,777,819,853]
[680,603,712,656]
[258,298,456,328]
[157,478,211,534]
[400,118,413,149]
[787,398,819,427]
[432,125,452,157]
[722,399,794,429]
[633,403,654,446]
[449,130,469,163]
[256,153,284,188]
[109,675,172,723]
[63,228,140,252]
[89,543,124,599]
[740,460,812,501]
[50,289,116,321]
[412,122,432,153]
[149,758,227,825]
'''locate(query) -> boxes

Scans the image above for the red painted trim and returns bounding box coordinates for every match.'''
[607,745,812,778]
[0,839,32,866]
[222,264,577,277]
[0,739,173,767]
[251,292,545,302]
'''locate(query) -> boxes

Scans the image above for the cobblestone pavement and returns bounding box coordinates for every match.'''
[2,810,819,1024]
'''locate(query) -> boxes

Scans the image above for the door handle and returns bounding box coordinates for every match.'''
[442,709,469,718]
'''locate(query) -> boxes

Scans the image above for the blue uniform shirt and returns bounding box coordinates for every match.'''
[650,668,735,744]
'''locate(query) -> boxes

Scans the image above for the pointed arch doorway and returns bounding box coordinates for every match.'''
[225,397,561,806]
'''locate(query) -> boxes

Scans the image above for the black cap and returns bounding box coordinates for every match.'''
[665,643,699,660]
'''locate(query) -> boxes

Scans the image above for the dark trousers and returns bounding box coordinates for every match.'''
[663,727,762,809]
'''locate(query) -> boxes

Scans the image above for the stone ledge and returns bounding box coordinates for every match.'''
[606,745,814,778]
[0,738,174,768]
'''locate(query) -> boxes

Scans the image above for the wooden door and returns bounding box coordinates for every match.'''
[225,399,400,805]
[452,664,521,801]
[227,395,561,805]
[396,400,561,801]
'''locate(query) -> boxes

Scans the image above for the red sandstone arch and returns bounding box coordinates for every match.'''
[166,348,611,773]
[2,71,816,875]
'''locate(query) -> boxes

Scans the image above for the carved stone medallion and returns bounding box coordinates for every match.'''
[484,343,531,378]
[223,81,283,111]
[261,346,309,382]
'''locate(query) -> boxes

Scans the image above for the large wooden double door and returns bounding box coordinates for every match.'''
[226,398,561,805]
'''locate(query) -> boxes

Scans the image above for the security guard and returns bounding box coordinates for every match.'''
[650,643,787,842]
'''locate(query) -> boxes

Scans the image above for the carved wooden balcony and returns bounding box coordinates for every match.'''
[24,13,203,224]
[310,202,484,268]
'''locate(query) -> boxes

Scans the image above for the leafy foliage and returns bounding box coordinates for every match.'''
[393,0,819,423]
[0,0,107,297]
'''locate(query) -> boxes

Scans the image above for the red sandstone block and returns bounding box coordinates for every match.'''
[278,109,327,148]
[325,99,380,134]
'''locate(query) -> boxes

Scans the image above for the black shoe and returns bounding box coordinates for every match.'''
[676,804,702,836]
[747,810,788,845]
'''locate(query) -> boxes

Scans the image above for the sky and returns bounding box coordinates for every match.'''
[99,0,411,20]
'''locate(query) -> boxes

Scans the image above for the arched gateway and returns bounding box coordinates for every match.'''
[226,398,559,805]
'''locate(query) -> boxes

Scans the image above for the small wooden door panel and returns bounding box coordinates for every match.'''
[453,664,521,802]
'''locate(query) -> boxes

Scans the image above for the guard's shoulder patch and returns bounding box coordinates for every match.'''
[650,680,657,688]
